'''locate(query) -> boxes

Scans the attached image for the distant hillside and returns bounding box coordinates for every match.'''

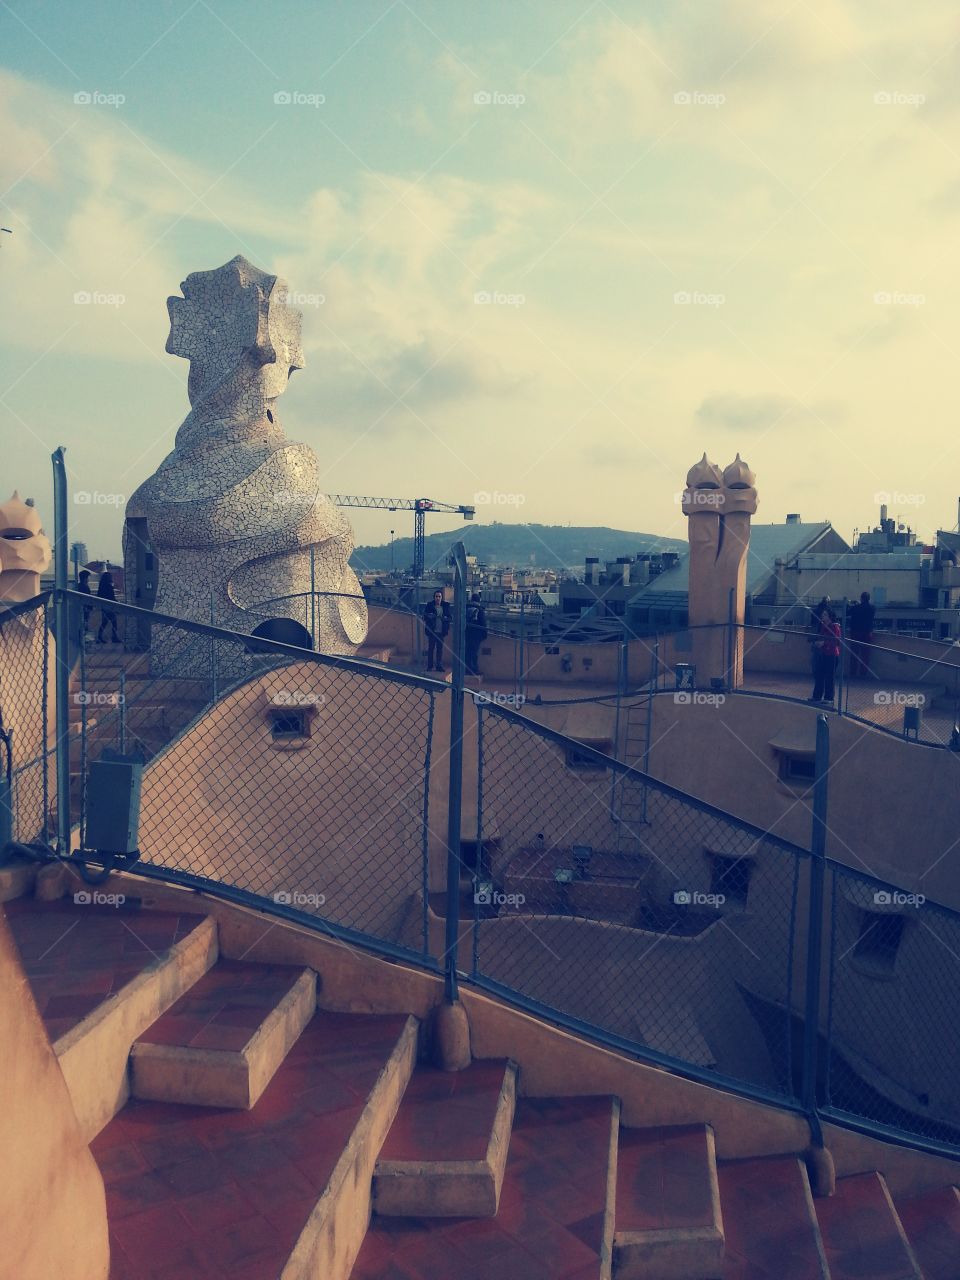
[350,523,686,573]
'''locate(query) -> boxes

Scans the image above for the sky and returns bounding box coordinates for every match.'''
[2,0,960,563]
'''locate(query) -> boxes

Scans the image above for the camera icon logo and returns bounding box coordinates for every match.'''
[473,90,492,105]
[73,891,91,905]
[274,90,292,105]
[673,890,692,905]
[73,91,92,105]
[473,886,493,905]
[273,890,292,905]
[873,891,892,906]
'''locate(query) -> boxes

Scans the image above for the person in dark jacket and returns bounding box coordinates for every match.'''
[810,608,841,704]
[423,589,451,672]
[96,571,120,644]
[847,591,876,679]
[465,592,487,676]
[77,569,94,636]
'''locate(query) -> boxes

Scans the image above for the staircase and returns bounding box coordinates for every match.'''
[4,889,960,1280]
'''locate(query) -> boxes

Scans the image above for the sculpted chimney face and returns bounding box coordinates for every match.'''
[0,492,52,601]
[165,255,305,408]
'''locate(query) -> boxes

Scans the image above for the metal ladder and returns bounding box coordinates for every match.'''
[610,640,657,854]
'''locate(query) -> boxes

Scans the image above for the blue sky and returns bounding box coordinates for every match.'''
[2,0,959,561]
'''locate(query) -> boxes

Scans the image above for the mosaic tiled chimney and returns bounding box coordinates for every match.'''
[124,256,367,666]
[681,454,757,688]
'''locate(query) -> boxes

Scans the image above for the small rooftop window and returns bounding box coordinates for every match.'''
[853,911,906,975]
[709,853,753,907]
[270,710,308,740]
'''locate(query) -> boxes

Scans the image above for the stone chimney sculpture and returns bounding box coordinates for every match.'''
[0,493,56,840]
[681,454,757,688]
[124,256,367,661]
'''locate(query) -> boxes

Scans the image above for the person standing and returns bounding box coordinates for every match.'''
[847,591,876,679]
[96,571,121,644]
[423,589,451,672]
[77,569,94,637]
[465,592,487,676]
[810,608,841,704]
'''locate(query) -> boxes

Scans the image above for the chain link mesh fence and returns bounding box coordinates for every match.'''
[469,702,808,1101]
[6,585,960,1156]
[0,594,53,846]
[70,602,442,963]
[824,861,960,1148]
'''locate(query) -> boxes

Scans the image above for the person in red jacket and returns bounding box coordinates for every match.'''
[810,608,841,704]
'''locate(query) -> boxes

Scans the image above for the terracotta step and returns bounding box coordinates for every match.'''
[93,1011,417,1280]
[4,897,217,1140]
[718,1156,828,1279]
[131,960,316,1109]
[373,1059,516,1217]
[896,1184,960,1280]
[354,1094,615,1280]
[817,1172,922,1280]
[612,1123,723,1280]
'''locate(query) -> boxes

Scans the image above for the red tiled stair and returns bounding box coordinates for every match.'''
[131,958,316,1108]
[4,897,207,1042]
[93,1011,417,1280]
[718,1155,829,1278]
[895,1184,960,1280]
[374,1059,517,1217]
[353,1095,615,1280]
[612,1123,724,1279]
[816,1172,922,1280]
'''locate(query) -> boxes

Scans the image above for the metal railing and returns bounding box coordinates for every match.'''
[4,580,960,1162]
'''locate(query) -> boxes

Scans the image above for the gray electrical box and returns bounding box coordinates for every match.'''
[84,751,143,853]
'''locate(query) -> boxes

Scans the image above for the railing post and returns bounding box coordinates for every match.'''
[444,541,467,1004]
[52,448,72,856]
[118,670,126,753]
[208,592,217,701]
[309,546,316,646]
[802,713,829,1143]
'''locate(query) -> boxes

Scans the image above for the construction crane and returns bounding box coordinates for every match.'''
[331,496,475,579]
